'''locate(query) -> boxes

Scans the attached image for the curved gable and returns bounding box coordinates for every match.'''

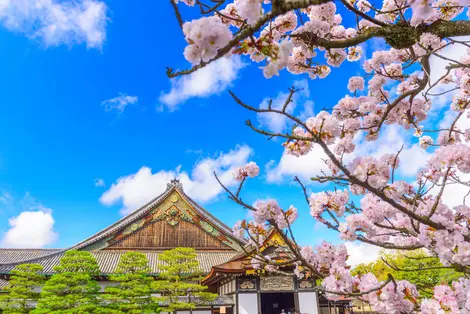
[80,188,244,252]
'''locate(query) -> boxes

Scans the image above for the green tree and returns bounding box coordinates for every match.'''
[33,250,102,313]
[0,264,45,313]
[104,252,156,313]
[152,247,216,312]
[351,249,463,298]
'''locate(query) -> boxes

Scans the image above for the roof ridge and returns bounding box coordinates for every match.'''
[70,186,175,250]
[180,192,247,246]
[0,250,65,267]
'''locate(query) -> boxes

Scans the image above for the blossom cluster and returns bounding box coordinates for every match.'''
[182,17,233,64]
[309,190,349,218]
[299,242,420,313]
[250,199,298,229]
[175,0,470,312]
[421,279,470,313]
[232,200,298,245]
[233,161,260,181]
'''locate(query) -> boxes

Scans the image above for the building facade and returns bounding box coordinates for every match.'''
[0,179,324,314]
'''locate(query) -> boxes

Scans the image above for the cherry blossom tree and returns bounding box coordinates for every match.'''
[168,0,470,312]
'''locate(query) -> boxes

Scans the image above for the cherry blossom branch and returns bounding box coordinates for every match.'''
[229,90,447,232]
[170,0,185,30]
[320,274,395,297]
[338,0,388,27]
[213,172,325,278]
[167,0,333,78]
[213,171,257,211]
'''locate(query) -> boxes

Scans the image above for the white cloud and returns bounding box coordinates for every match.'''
[0,0,107,49]
[1,193,58,248]
[267,126,429,183]
[427,36,470,110]
[345,242,381,267]
[0,191,13,204]
[266,145,328,183]
[355,126,429,177]
[159,56,245,110]
[429,37,469,86]
[257,80,312,134]
[440,179,470,209]
[94,178,105,187]
[275,37,463,188]
[100,145,253,215]
[101,93,138,113]
[432,112,470,208]
[1,210,57,248]
[427,38,470,208]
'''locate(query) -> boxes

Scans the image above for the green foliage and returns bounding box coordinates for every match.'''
[152,247,216,312]
[351,249,463,298]
[0,264,45,313]
[33,250,103,313]
[104,252,156,313]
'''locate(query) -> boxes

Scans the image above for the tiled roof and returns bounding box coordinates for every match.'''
[0,249,62,264]
[0,180,245,271]
[0,251,239,275]
[70,179,245,252]
[0,279,9,288]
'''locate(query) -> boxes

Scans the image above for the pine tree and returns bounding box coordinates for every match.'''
[104,252,156,313]
[0,264,44,313]
[33,250,102,313]
[152,247,216,312]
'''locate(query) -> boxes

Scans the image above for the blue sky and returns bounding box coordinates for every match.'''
[0,0,450,265]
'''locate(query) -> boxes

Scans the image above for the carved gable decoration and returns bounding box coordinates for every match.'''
[95,191,242,251]
[155,204,193,226]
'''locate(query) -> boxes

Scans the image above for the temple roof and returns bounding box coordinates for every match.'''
[0,250,238,275]
[202,229,294,285]
[0,180,245,273]
[0,249,62,264]
[73,178,243,251]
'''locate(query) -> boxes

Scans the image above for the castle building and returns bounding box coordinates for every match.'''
[0,180,326,314]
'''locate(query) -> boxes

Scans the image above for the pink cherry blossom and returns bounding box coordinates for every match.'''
[233,161,260,181]
[182,17,232,64]
[236,0,262,24]
[347,76,365,92]
[172,0,470,310]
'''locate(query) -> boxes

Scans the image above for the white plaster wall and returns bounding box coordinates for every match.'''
[298,292,319,314]
[98,280,119,292]
[194,311,211,314]
[239,293,258,314]
[32,285,42,293]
